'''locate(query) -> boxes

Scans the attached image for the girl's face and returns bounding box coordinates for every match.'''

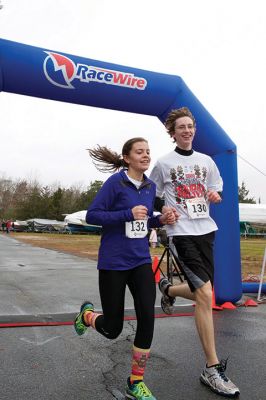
[124,141,151,175]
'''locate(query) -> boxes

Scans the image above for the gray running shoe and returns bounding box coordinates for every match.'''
[158,277,175,315]
[200,359,240,397]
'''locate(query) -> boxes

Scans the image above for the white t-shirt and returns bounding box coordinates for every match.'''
[125,170,142,189]
[149,150,223,236]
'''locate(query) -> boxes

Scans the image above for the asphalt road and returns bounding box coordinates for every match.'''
[0,234,266,400]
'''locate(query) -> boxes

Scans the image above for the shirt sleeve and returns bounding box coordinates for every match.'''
[149,161,165,197]
[154,196,165,212]
[148,215,163,229]
[207,158,223,192]
[86,178,133,226]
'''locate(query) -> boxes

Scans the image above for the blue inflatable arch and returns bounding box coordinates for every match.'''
[0,38,242,303]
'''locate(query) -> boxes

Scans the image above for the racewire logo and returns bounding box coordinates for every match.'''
[43,51,147,90]
[43,52,76,89]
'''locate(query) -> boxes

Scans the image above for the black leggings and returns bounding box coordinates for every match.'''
[94,264,156,349]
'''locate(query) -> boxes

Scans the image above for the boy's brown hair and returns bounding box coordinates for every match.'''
[165,107,196,138]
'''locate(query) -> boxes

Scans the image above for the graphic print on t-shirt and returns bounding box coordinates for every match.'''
[170,164,207,209]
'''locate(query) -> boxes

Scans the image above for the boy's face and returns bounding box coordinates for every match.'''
[172,116,195,150]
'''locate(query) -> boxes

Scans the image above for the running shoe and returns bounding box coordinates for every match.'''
[158,277,175,315]
[74,301,94,336]
[200,359,240,397]
[125,378,157,400]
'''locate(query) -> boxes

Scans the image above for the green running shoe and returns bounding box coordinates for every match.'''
[125,378,157,400]
[74,301,94,336]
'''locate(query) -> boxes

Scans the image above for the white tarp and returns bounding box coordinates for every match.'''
[239,203,266,223]
[64,210,88,226]
[64,210,101,232]
[65,206,266,225]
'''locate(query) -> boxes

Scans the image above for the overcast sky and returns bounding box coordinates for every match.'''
[0,0,265,202]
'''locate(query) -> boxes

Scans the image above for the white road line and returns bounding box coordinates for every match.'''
[20,335,61,346]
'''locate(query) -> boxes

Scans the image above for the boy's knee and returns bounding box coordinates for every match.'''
[195,282,212,304]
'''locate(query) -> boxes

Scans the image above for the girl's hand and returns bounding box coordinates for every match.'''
[132,205,148,220]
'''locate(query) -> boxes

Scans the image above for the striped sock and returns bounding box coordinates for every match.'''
[130,345,150,383]
[83,310,101,329]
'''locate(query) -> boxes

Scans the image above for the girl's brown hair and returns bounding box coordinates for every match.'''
[88,137,148,173]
